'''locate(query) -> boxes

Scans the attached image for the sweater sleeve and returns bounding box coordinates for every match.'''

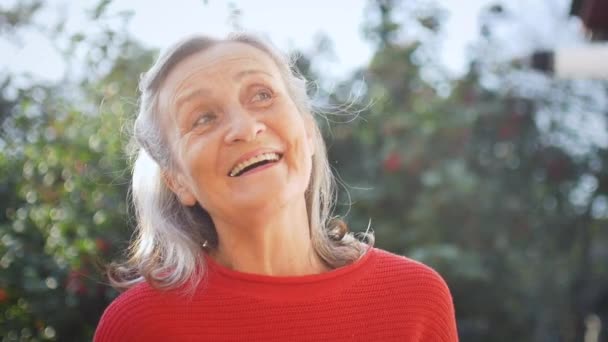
[418,266,459,342]
[94,285,153,342]
[94,294,138,342]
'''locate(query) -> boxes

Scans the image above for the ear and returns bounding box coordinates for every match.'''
[303,113,316,157]
[162,170,197,206]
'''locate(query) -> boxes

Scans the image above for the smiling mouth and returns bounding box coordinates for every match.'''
[228,152,283,177]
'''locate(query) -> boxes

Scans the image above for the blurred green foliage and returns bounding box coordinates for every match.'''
[1,2,155,340]
[1,0,608,341]
[328,2,608,341]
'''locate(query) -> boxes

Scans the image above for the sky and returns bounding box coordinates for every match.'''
[2,0,502,83]
[2,0,604,158]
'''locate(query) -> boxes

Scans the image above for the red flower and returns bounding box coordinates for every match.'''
[0,288,8,302]
[95,238,110,253]
[66,270,87,295]
[383,152,402,173]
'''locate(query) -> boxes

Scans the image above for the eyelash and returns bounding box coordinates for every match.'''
[193,112,217,127]
[189,88,273,129]
[251,88,273,103]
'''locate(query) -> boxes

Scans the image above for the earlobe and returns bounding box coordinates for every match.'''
[162,171,197,206]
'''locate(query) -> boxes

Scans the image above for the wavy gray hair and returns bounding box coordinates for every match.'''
[110,33,373,291]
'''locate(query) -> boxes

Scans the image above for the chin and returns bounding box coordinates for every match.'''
[233,183,305,212]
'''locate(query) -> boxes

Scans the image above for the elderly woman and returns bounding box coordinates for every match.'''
[94,33,458,341]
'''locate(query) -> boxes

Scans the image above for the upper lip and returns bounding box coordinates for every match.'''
[228,148,283,176]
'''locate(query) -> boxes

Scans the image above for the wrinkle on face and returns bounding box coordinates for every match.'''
[156,42,315,224]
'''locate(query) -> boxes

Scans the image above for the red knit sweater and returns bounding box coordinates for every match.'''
[94,248,458,341]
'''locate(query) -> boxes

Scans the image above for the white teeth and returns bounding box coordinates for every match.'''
[229,152,281,177]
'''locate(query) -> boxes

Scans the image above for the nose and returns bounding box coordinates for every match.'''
[223,108,266,144]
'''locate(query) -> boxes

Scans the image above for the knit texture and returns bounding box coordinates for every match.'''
[94,248,458,341]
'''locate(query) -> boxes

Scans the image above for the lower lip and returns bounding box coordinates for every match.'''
[237,159,281,177]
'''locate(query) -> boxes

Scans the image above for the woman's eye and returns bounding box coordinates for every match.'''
[193,112,217,127]
[252,90,272,103]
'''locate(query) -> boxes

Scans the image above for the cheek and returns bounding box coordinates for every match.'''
[294,119,315,159]
[180,137,220,188]
[285,121,315,174]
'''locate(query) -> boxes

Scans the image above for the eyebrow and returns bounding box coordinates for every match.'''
[173,69,274,115]
[175,88,210,113]
[233,69,273,81]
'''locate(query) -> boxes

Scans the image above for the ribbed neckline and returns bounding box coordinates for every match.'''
[203,247,378,301]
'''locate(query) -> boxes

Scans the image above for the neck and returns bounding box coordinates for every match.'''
[208,196,329,276]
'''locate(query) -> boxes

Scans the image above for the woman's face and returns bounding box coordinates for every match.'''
[159,42,315,222]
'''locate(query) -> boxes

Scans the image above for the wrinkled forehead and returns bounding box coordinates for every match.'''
[158,42,284,110]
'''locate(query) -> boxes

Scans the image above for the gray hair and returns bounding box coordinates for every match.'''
[109,33,373,291]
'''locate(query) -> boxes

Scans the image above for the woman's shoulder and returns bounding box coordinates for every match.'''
[107,281,166,311]
[364,248,459,340]
[93,281,170,341]
[370,247,453,297]
[372,247,440,272]
[370,248,457,336]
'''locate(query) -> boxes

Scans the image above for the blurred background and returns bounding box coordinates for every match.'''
[1,0,608,341]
